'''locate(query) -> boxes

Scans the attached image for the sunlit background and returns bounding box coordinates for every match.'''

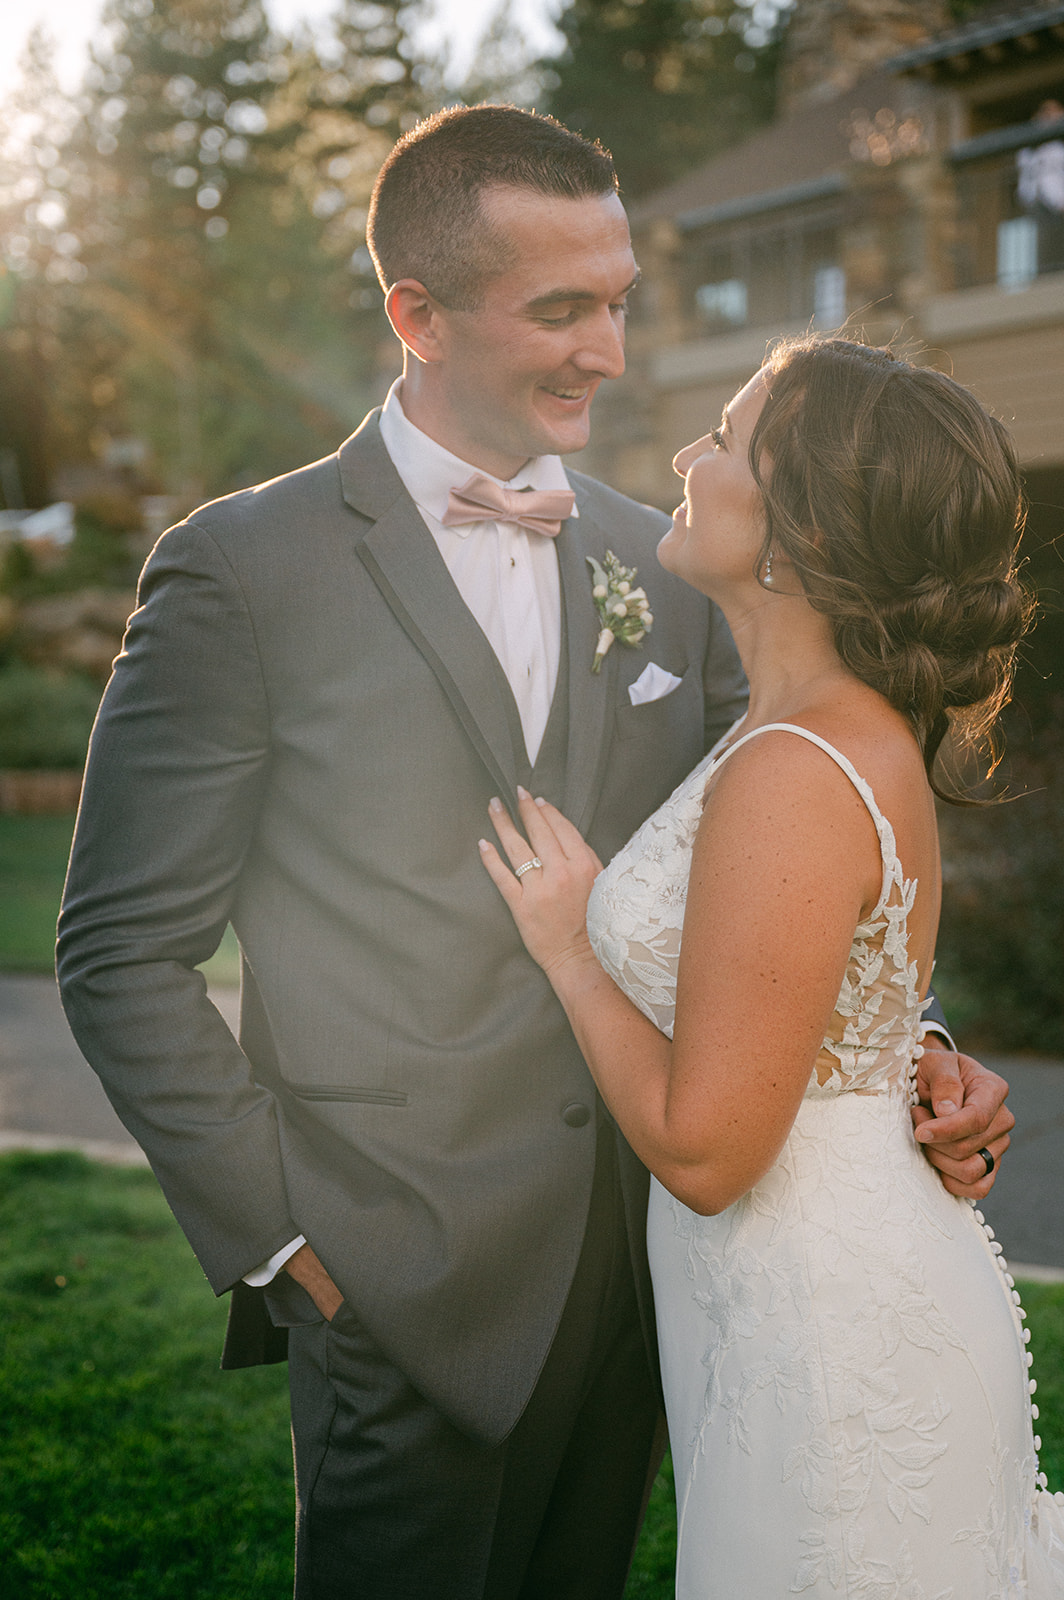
[0,0,564,94]
[1,0,309,93]
[0,8,1062,1584]
[0,0,1062,1059]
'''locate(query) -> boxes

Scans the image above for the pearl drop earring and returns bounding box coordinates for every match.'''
[763,550,774,586]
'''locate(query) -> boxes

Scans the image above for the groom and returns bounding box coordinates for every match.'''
[57,105,1012,1599]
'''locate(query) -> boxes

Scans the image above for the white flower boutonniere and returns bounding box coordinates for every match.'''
[586,550,654,674]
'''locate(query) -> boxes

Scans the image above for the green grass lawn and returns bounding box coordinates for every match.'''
[0,814,240,985]
[0,816,78,973]
[0,1151,678,1599]
[0,1152,292,1599]
[0,1153,1060,1599]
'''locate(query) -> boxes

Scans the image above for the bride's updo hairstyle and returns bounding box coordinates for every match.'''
[747,335,1031,802]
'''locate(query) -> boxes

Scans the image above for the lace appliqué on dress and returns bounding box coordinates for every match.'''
[590,721,1064,1597]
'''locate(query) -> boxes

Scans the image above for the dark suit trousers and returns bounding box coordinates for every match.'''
[285,1125,662,1600]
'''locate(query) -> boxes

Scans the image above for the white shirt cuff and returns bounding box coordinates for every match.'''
[243,1234,307,1287]
[919,1021,957,1054]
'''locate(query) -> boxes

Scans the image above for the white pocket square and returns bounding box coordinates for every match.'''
[628,662,683,706]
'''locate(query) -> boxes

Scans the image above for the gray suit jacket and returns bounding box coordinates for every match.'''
[57,411,747,1442]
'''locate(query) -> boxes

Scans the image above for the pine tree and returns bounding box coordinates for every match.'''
[58,0,438,497]
[539,0,789,198]
[0,27,87,505]
[60,0,304,496]
[281,3,435,317]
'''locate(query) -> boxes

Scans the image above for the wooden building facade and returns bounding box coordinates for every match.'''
[578,1,1064,534]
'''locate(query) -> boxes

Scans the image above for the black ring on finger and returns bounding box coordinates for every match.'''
[977,1147,994,1177]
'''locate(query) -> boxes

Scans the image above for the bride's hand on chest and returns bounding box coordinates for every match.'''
[478,786,604,979]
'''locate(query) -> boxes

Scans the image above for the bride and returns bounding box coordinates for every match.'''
[479,336,1064,1596]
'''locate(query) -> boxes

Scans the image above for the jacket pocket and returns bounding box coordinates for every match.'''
[613,662,697,743]
[285,1085,408,1105]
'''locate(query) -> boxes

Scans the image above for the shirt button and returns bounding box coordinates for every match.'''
[562,1102,591,1128]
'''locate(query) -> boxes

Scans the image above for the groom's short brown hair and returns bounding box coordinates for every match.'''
[367,104,618,311]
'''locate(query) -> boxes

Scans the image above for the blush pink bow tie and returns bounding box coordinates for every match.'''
[441,474,575,538]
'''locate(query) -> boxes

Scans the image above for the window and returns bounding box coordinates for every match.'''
[695,279,748,329]
[813,265,846,326]
[686,211,844,336]
[952,99,1064,290]
[997,216,1038,288]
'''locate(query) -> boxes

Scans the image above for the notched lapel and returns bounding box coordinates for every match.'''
[557,496,616,834]
[339,417,520,802]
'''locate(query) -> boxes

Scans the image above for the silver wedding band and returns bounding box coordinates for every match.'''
[515,857,543,879]
[977,1147,995,1177]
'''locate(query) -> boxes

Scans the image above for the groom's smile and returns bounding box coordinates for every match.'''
[398,185,639,480]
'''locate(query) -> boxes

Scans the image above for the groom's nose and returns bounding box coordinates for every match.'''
[570,306,626,380]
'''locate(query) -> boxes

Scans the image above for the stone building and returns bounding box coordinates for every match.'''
[581,0,1064,540]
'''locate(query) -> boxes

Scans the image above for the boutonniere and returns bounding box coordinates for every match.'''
[587,550,653,674]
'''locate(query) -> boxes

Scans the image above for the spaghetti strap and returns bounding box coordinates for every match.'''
[710,721,900,919]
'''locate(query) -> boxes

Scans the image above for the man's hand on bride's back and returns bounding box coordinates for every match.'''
[911,1048,1013,1199]
[479,787,603,979]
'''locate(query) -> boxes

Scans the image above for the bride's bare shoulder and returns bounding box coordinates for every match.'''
[719,684,919,786]
[711,688,936,887]
[704,685,930,843]
[695,717,885,921]
[788,685,930,806]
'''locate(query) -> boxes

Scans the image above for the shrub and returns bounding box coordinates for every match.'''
[62,511,139,591]
[936,695,1064,1051]
[0,507,138,603]
[0,663,101,770]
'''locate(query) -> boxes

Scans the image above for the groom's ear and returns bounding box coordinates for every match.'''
[385,280,448,365]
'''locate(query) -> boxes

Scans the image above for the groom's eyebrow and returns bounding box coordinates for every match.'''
[526,271,641,312]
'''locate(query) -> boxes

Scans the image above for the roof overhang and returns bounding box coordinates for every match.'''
[675,173,846,233]
[949,109,1064,162]
[891,3,1064,80]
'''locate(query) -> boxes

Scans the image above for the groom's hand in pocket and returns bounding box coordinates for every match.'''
[283,1242,345,1321]
[911,1047,1013,1199]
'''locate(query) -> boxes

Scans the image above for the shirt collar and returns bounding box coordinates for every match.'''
[377,377,577,533]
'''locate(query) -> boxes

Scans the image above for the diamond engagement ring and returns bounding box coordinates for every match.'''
[514,858,543,879]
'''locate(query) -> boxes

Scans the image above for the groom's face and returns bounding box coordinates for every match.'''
[432,186,638,478]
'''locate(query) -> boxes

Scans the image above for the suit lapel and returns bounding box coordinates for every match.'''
[557,489,617,834]
[338,416,521,803]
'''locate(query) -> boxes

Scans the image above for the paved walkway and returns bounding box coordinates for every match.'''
[1,972,1062,1278]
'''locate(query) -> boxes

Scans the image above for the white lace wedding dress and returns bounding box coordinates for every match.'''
[587,722,1064,1598]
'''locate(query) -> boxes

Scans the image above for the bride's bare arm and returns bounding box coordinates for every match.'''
[480,737,880,1214]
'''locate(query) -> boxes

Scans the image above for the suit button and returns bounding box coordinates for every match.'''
[562,1102,591,1128]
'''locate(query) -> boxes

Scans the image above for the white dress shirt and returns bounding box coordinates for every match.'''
[244,382,576,1290]
[378,377,573,766]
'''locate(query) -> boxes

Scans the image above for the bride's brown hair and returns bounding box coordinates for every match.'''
[748,335,1032,802]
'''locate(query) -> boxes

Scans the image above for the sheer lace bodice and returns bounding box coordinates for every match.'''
[587,720,929,1098]
[587,721,1064,1598]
